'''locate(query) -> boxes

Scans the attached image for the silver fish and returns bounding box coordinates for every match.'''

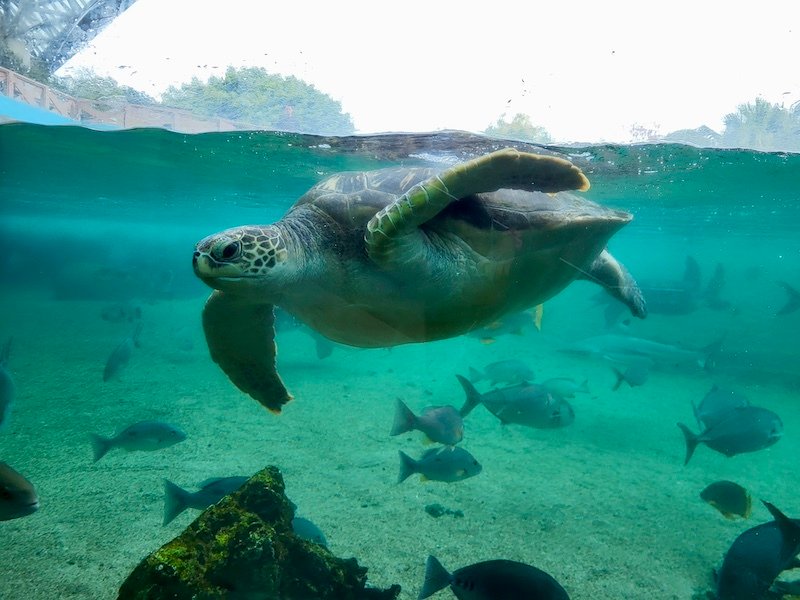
[611,362,650,390]
[397,447,482,484]
[390,399,463,446]
[563,333,720,370]
[469,359,534,386]
[541,377,589,398]
[103,323,142,381]
[692,385,750,429]
[163,476,248,525]
[91,420,187,462]
[0,338,14,430]
[0,462,38,521]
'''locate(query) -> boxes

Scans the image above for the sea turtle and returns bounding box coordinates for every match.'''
[193,148,646,412]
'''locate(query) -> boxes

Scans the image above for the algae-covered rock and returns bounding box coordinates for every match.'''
[118,466,400,599]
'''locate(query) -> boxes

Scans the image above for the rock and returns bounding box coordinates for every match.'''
[117,466,400,599]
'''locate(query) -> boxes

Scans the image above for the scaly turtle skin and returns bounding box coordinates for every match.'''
[193,148,646,412]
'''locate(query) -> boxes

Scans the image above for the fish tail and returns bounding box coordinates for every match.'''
[778,281,800,316]
[397,450,417,484]
[677,423,700,466]
[611,368,625,391]
[418,555,452,600]
[700,335,726,372]
[579,378,590,394]
[162,479,191,526]
[455,374,483,417]
[467,366,484,383]
[90,434,113,462]
[390,399,416,436]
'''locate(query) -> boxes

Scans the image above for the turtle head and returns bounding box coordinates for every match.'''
[193,225,294,298]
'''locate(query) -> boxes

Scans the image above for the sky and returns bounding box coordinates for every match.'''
[61,0,800,142]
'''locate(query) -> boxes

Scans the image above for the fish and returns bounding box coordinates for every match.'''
[0,462,39,521]
[692,385,750,429]
[716,501,800,600]
[0,338,15,430]
[467,307,542,344]
[677,406,783,465]
[418,555,570,600]
[700,480,752,520]
[611,362,650,391]
[292,516,328,546]
[468,359,534,386]
[390,399,463,446]
[102,323,142,381]
[100,303,142,323]
[456,375,574,429]
[540,377,590,398]
[397,447,482,484]
[90,420,187,462]
[562,333,721,371]
[777,281,800,316]
[163,476,249,525]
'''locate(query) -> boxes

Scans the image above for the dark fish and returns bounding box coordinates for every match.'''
[677,406,783,465]
[397,447,482,484]
[541,377,589,398]
[777,281,800,316]
[390,399,463,446]
[692,385,750,429]
[0,338,14,430]
[418,555,569,600]
[457,375,574,429]
[716,501,800,600]
[292,516,328,546]
[467,307,541,344]
[163,476,249,525]
[611,361,650,391]
[100,303,142,323]
[700,480,752,520]
[0,462,39,521]
[103,323,142,381]
[91,420,187,462]
[468,359,534,386]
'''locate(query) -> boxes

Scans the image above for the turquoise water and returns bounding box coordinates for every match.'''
[1,122,799,598]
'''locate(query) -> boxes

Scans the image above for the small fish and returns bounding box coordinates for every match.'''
[0,338,15,430]
[692,385,751,430]
[611,362,650,391]
[0,462,39,521]
[163,476,249,525]
[91,420,187,462]
[397,447,482,484]
[541,377,590,398]
[100,303,142,323]
[103,323,142,381]
[292,516,328,546]
[700,480,752,520]
[777,281,800,316]
[390,399,463,446]
[467,307,541,344]
[418,555,570,600]
[677,406,783,465]
[716,501,800,600]
[468,359,534,386]
[457,375,574,429]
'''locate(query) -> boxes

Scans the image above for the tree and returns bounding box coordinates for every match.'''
[720,98,800,152]
[161,66,354,135]
[484,113,552,144]
[49,67,157,107]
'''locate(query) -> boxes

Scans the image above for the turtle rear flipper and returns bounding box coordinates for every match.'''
[581,249,647,318]
[365,148,590,265]
[202,291,292,413]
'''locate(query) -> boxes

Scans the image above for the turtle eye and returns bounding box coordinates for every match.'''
[218,241,241,261]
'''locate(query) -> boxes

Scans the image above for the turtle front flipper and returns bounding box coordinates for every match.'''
[202,291,292,413]
[365,148,590,265]
[582,250,647,318]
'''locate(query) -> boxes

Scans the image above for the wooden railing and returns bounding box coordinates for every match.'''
[0,66,255,133]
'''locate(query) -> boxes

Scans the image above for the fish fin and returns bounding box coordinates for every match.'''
[468,366,483,383]
[389,398,416,437]
[397,450,416,484]
[579,378,590,393]
[479,337,495,345]
[532,304,543,331]
[90,434,112,462]
[455,374,483,417]
[763,501,800,544]
[700,335,726,372]
[611,367,625,391]
[419,556,452,600]
[777,281,800,316]
[162,479,191,526]
[313,334,334,359]
[676,423,700,466]
[691,399,702,429]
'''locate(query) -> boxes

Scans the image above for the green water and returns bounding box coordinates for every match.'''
[1,123,799,599]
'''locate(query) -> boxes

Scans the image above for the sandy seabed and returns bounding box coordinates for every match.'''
[1,287,798,600]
